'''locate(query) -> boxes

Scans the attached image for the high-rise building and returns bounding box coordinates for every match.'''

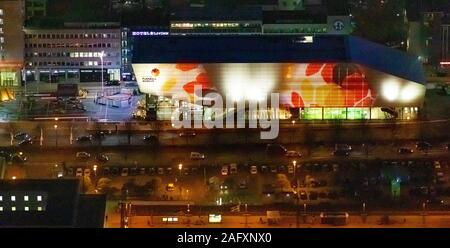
[0,0,25,90]
[24,22,122,84]
[25,0,47,18]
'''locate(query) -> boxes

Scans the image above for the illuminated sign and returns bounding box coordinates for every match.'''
[132,31,169,36]
[141,68,160,83]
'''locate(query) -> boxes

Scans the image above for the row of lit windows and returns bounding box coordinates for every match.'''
[25,43,116,48]
[25,33,119,39]
[25,52,117,58]
[0,195,42,202]
[171,22,258,28]
[0,206,43,211]
[265,27,328,34]
[27,61,116,67]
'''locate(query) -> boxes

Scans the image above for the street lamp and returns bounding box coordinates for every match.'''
[293,160,297,187]
[93,164,98,176]
[178,163,183,176]
[54,124,58,147]
[99,51,105,92]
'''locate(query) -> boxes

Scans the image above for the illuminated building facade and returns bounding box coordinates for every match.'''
[132,35,426,121]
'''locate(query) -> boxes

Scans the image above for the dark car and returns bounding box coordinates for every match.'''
[96,154,109,163]
[143,134,158,144]
[0,150,12,160]
[18,137,33,146]
[105,80,121,86]
[266,144,287,156]
[333,149,350,156]
[14,132,30,141]
[76,135,92,143]
[92,132,106,140]
[416,141,432,150]
[178,131,196,137]
[398,147,414,154]
[11,152,27,164]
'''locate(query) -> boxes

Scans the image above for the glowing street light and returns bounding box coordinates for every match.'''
[54,124,58,147]
[12,176,16,180]
[178,163,183,176]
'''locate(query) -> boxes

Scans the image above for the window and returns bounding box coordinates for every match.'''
[0,9,3,15]
[37,207,43,211]
[11,196,16,201]
[37,195,42,202]
[0,19,3,25]
[11,207,16,211]
[0,37,4,43]
[24,206,29,211]
[0,196,2,201]
[0,207,3,211]
[24,196,29,201]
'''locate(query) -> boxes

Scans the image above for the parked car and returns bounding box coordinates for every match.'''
[76,135,92,143]
[266,144,287,156]
[148,167,156,175]
[84,168,91,177]
[398,147,414,154]
[92,132,106,140]
[0,150,12,160]
[67,167,74,176]
[96,154,109,163]
[103,167,110,176]
[157,167,164,175]
[76,152,91,160]
[105,80,121,86]
[229,163,238,174]
[221,165,229,176]
[416,141,432,150]
[190,152,205,160]
[287,165,294,174]
[139,167,146,175]
[261,165,268,173]
[18,136,33,146]
[179,131,196,137]
[76,168,83,177]
[250,165,258,175]
[111,167,119,176]
[446,144,450,151]
[270,166,277,173]
[333,149,350,156]
[143,134,158,144]
[239,180,248,189]
[121,167,129,176]
[166,183,175,191]
[285,150,301,158]
[11,152,27,164]
[14,132,30,141]
[130,167,138,176]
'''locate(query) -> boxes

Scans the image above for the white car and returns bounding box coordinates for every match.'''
[250,165,258,175]
[190,152,205,160]
[75,168,83,177]
[285,151,302,157]
[221,166,229,176]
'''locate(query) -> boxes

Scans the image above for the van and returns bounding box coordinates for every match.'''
[190,152,205,160]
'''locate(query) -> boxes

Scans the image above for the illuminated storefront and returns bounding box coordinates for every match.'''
[132,35,426,121]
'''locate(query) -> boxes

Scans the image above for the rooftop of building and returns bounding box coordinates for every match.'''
[132,34,425,84]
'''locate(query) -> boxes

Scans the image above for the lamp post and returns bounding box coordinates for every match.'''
[293,160,297,186]
[99,51,105,92]
[178,163,183,177]
[54,124,58,147]
[422,202,426,224]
